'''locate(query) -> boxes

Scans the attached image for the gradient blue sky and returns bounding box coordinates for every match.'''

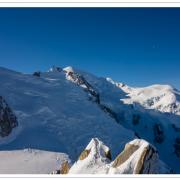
[0,8,180,89]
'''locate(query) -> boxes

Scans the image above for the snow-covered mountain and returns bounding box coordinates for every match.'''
[0,66,179,174]
[106,78,180,115]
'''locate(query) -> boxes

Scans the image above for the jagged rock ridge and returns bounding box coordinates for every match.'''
[0,96,18,137]
[63,66,120,123]
[67,138,171,174]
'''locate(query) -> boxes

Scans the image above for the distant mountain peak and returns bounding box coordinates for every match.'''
[107,77,180,115]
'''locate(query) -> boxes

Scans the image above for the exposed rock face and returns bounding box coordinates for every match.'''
[105,149,112,161]
[68,138,170,174]
[134,144,157,174]
[63,66,100,104]
[60,161,70,174]
[174,137,180,157]
[79,149,91,160]
[99,104,119,123]
[110,139,162,174]
[153,123,164,144]
[112,143,139,168]
[0,96,18,137]
[33,71,41,77]
[63,67,121,124]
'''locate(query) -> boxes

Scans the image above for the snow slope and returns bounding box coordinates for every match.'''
[0,149,69,174]
[0,66,134,174]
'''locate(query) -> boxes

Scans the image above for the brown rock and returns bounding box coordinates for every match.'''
[79,149,91,160]
[112,144,139,168]
[60,161,70,174]
[134,146,149,174]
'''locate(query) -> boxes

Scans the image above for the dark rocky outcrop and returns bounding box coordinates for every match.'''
[64,69,121,124]
[100,104,119,123]
[33,71,41,77]
[105,149,112,161]
[64,70,100,104]
[54,67,62,72]
[153,123,164,144]
[0,96,18,137]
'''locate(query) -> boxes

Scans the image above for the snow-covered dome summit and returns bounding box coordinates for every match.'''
[107,77,180,115]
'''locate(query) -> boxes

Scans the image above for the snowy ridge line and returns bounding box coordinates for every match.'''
[63,66,120,123]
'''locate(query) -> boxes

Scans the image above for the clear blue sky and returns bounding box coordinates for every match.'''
[0,8,180,89]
